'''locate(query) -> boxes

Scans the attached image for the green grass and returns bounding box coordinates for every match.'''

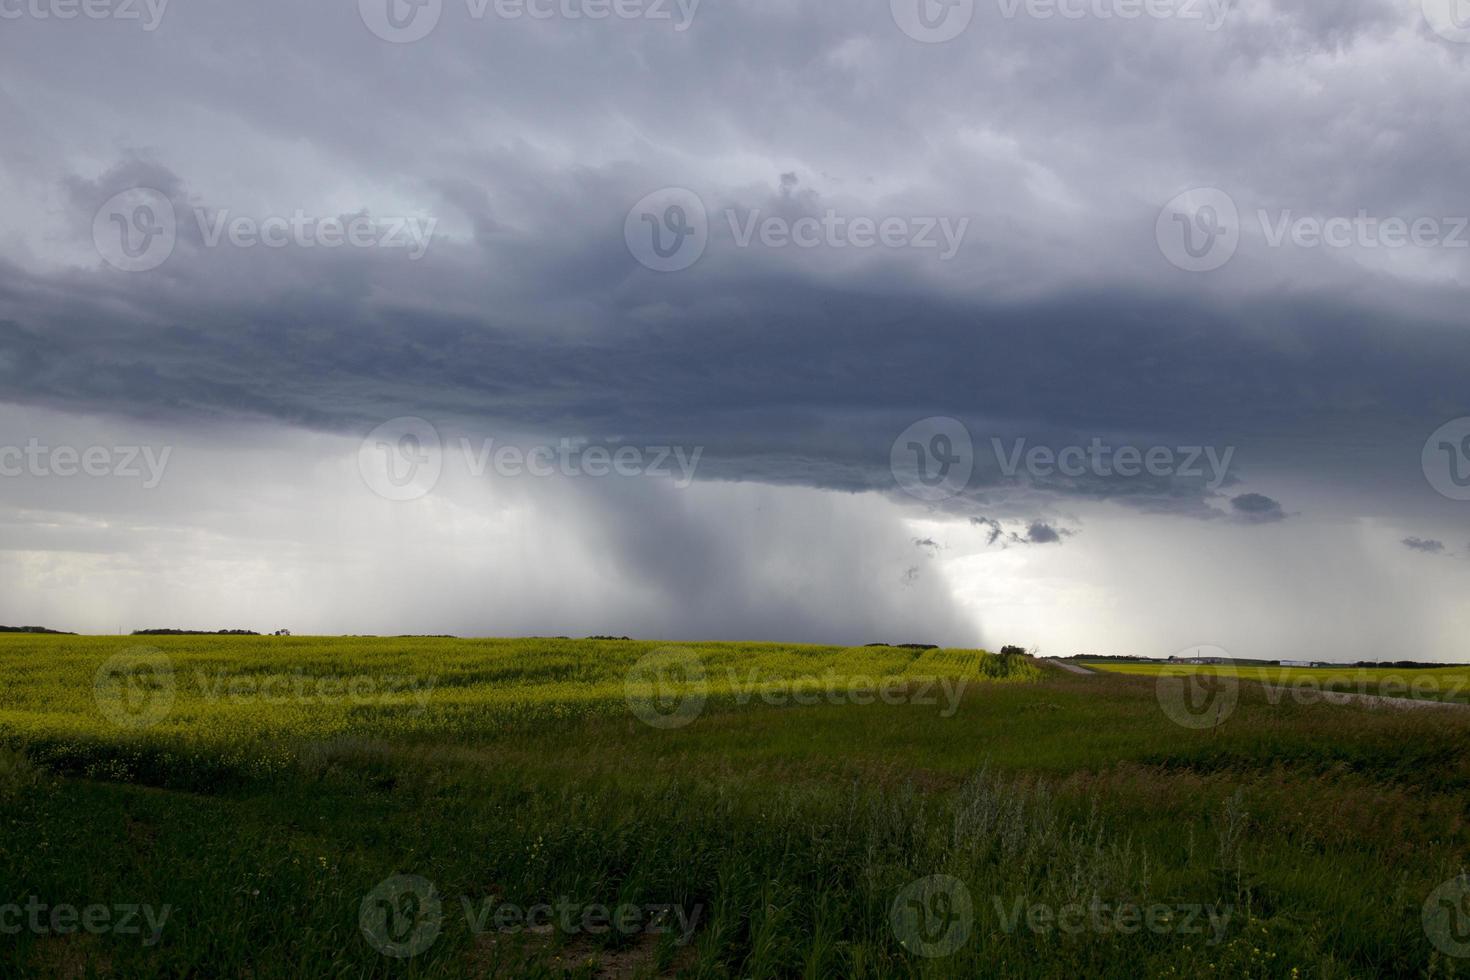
[1,636,1468,977]
[1086,661,1470,705]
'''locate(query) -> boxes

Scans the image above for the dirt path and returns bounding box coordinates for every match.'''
[1300,690,1470,711]
[1042,659,1096,675]
[1048,660,1470,711]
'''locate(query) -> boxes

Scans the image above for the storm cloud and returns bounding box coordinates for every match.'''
[1,0,1468,655]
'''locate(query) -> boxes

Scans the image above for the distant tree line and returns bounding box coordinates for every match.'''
[132,628,260,636]
[863,643,940,650]
[0,625,73,634]
[1057,654,1151,662]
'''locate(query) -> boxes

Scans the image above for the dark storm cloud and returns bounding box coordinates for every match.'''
[1,0,1468,526]
[1023,522,1064,545]
[970,517,1005,546]
[1,0,1469,656]
[1402,537,1446,554]
[969,516,1075,547]
[1230,493,1287,524]
[2,170,1467,530]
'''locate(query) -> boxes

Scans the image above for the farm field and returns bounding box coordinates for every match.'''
[1083,661,1470,705]
[2,636,1470,977]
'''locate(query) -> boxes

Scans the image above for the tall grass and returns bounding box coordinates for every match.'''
[0,638,1465,976]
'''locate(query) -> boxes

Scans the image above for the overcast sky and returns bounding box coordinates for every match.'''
[1,0,1468,658]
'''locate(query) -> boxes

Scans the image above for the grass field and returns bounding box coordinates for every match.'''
[2,636,1470,977]
[1085,660,1470,705]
